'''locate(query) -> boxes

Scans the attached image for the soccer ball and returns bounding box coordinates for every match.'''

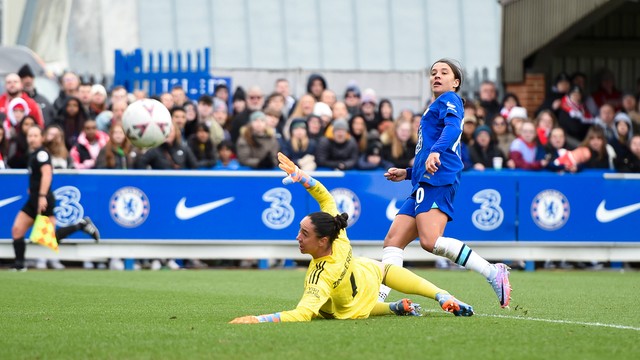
[122,99,172,148]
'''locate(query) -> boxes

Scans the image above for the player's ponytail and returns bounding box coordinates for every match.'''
[308,211,350,244]
[334,213,349,233]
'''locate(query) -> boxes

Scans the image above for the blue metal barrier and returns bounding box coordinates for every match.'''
[113,47,231,102]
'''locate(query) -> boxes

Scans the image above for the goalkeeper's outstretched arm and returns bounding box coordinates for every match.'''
[277,152,317,188]
[277,152,338,215]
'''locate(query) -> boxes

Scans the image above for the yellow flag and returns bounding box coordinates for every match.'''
[30,215,59,253]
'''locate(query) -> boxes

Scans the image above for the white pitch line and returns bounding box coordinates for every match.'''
[423,310,640,331]
[477,313,640,331]
[423,309,640,331]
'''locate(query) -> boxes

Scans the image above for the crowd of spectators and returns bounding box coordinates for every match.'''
[464,71,639,173]
[3,66,639,175]
[2,65,640,270]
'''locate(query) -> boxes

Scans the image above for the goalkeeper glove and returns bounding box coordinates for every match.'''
[277,152,316,188]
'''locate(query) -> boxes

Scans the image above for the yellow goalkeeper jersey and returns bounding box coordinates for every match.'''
[279,182,382,322]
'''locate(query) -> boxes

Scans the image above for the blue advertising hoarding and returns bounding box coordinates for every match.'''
[445,172,517,241]
[517,171,640,242]
[0,170,638,243]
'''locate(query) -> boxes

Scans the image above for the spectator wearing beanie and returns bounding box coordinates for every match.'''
[306,74,327,101]
[89,84,108,119]
[468,125,506,171]
[187,123,217,168]
[213,83,229,103]
[313,102,333,128]
[315,119,359,170]
[236,111,279,169]
[360,92,379,133]
[230,86,264,144]
[358,137,392,170]
[610,112,633,160]
[18,64,55,125]
[507,106,528,137]
[232,86,247,116]
[210,98,230,146]
[306,114,325,141]
[281,117,317,171]
[344,83,362,117]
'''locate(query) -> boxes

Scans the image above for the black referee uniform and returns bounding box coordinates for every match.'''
[12,147,100,270]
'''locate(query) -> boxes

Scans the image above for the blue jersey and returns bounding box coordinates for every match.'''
[412,91,464,191]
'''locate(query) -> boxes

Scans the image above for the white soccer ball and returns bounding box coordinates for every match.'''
[122,99,172,148]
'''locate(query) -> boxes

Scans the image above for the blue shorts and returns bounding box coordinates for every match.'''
[397,182,458,221]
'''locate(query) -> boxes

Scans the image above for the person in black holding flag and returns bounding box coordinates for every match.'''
[10,125,100,271]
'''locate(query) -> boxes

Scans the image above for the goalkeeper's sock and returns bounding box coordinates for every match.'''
[378,246,404,301]
[370,302,394,316]
[382,264,445,300]
[433,236,493,278]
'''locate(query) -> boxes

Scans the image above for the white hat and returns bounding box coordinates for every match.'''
[7,97,30,126]
[508,106,528,122]
[90,84,107,97]
[313,102,333,118]
[614,112,631,124]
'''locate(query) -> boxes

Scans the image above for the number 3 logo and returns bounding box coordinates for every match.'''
[53,186,85,227]
[471,189,504,231]
[262,187,295,230]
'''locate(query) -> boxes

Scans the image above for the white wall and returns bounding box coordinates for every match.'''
[8,0,501,110]
[111,0,500,108]
[2,0,27,45]
[119,0,501,76]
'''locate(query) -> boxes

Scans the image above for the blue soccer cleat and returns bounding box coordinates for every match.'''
[436,293,474,316]
[389,298,422,316]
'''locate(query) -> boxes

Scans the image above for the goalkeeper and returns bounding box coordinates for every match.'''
[229,152,474,324]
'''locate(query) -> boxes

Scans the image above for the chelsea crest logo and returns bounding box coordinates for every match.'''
[110,186,150,228]
[531,189,570,230]
[330,188,361,227]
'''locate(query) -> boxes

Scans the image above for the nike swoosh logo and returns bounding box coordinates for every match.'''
[595,200,640,223]
[175,197,235,220]
[0,195,22,208]
[386,198,400,221]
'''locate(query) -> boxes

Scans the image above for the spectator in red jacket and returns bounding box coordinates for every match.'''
[0,73,44,130]
[70,119,110,169]
[509,120,548,170]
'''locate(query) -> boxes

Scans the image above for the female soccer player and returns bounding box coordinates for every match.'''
[229,153,473,323]
[11,126,99,271]
[377,59,512,308]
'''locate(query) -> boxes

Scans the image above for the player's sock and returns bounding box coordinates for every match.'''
[378,246,404,301]
[13,237,26,268]
[370,302,394,315]
[370,300,422,316]
[55,223,82,243]
[382,264,445,300]
[433,236,493,278]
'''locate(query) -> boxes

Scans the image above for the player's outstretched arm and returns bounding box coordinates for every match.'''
[229,313,281,324]
[384,167,408,182]
[278,152,338,214]
[278,152,316,188]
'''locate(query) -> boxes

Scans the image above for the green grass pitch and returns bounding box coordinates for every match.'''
[1,269,639,359]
